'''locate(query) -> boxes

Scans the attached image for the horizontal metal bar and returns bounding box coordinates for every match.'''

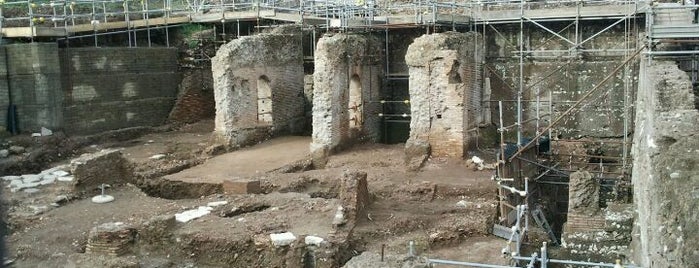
[511,256,639,268]
[646,50,699,55]
[554,153,622,160]
[427,258,517,268]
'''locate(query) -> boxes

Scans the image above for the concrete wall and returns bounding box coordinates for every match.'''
[3,43,63,132]
[0,44,179,135]
[486,22,638,139]
[631,60,699,267]
[404,32,483,168]
[61,47,179,134]
[0,49,8,133]
[212,27,306,148]
[310,33,383,167]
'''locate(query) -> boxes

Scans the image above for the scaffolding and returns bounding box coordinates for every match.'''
[2,0,689,266]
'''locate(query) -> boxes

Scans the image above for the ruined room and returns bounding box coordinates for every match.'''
[0,0,697,267]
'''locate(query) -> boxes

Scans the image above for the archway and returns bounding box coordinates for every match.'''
[257,76,273,124]
[348,74,362,129]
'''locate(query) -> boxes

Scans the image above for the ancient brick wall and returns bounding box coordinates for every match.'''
[310,33,383,167]
[168,68,215,125]
[404,32,483,164]
[212,26,306,148]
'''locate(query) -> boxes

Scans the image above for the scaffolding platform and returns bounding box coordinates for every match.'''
[0,0,650,38]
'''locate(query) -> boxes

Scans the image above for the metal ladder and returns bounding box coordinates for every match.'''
[532,206,559,246]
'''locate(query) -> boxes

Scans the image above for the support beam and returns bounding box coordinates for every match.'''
[524,16,576,46]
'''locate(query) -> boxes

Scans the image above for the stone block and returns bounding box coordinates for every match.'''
[138,215,177,246]
[568,171,599,215]
[337,171,371,227]
[270,232,296,247]
[86,222,137,257]
[404,140,430,171]
[223,179,262,194]
[70,149,133,191]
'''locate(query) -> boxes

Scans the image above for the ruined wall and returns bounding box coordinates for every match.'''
[2,43,63,132]
[168,68,215,125]
[212,27,305,148]
[310,33,383,167]
[61,47,179,134]
[404,32,483,166]
[0,49,8,134]
[486,22,639,139]
[559,170,635,262]
[631,60,699,267]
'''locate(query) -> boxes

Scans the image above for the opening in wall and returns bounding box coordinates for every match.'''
[257,76,273,124]
[349,74,363,129]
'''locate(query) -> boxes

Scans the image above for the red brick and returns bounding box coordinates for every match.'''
[223,179,262,194]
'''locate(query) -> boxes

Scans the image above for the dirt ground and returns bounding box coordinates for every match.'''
[1,120,511,268]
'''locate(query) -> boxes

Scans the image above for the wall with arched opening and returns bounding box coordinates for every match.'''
[311,33,383,168]
[212,26,306,148]
[404,32,483,169]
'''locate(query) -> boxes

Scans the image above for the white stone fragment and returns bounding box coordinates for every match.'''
[22,174,43,183]
[150,154,166,160]
[91,195,115,204]
[16,182,40,190]
[57,176,74,182]
[670,172,680,179]
[2,175,21,181]
[52,170,70,177]
[8,180,22,188]
[41,127,53,136]
[456,200,470,208]
[40,176,56,185]
[40,167,61,175]
[23,188,40,194]
[207,201,228,207]
[31,133,42,137]
[270,232,296,247]
[332,206,346,225]
[304,235,324,246]
[175,206,213,223]
[0,150,8,158]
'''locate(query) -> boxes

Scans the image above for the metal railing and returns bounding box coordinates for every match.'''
[0,0,653,35]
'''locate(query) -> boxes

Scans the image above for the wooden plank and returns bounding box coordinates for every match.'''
[1,16,191,37]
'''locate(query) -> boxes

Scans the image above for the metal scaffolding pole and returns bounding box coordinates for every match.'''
[508,44,647,162]
[517,0,523,145]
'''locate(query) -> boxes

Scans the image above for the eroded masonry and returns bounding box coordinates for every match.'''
[0,0,698,267]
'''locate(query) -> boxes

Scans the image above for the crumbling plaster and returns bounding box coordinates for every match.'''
[310,33,383,168]
[212,27,306,148]
[404,31,483,169]
[631,60,699,267]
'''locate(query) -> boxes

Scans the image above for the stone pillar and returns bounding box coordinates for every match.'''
[212,26,305,148]
[404,32,483,169]
[568,170,599,216]
[310,33,383,168]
